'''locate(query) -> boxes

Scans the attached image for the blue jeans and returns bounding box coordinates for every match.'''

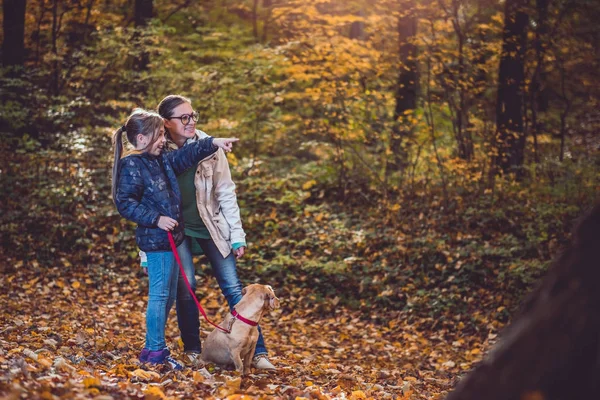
[145,243,183,351]
[176,236,268,356]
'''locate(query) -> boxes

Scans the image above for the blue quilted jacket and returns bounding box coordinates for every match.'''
[114,137,216,252]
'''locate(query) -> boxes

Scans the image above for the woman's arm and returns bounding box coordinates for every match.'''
[114,157,161,227]
[213,149,247,246]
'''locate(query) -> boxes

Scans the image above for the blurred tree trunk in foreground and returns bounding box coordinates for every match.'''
[445,201,600,400]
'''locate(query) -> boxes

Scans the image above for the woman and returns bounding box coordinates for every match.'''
[142,94,275,370]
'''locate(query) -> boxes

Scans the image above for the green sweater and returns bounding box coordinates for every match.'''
[178,167,211,239]
[178,166,246,255]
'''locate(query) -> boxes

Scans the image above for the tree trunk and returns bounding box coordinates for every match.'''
[529,0,550,164]
[51,0,60,95]
[2,0,27,67]
[445,202,600,400]
[456,31,473,161]
[135,0,153,27]
[134,0,153,70]
[261,0,272,43]
[33,0,47,65]
[557,61,570,162]
[389,2,418,175]
[349,10,365,40]
[252,0,259,41]
[495,0,529,175]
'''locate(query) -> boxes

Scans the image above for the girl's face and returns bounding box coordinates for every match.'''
[148,127,166,156]
[164,102,196,144]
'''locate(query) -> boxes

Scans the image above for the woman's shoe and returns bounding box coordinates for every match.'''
[182,351,205,368]
[251,355,276,370]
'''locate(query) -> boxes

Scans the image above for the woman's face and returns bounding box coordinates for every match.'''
[164,102,196,143]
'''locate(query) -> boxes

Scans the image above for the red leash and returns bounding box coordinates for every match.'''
[167,232,231,334]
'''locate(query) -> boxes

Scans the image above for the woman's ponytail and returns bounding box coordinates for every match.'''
[111,126,125,204]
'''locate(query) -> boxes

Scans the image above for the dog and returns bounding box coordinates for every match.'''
[201,284,280,375]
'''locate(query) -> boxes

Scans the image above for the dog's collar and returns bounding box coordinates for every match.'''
[231,309,258,327]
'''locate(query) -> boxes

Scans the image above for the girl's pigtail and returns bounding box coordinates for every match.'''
[111,126,125,204]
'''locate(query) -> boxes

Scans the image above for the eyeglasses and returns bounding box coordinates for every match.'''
[167,111,199,126]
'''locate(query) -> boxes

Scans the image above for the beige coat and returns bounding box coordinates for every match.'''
[191,130,246,258]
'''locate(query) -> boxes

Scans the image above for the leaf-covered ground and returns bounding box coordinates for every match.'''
[0,257,497,399]
[2,139,591,399]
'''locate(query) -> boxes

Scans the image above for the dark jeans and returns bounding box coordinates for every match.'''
[176,236,268,355]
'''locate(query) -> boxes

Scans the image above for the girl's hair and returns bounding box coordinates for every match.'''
[157,95,192,141]
[111,108,164,203]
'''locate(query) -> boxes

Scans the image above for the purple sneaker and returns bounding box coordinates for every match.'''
[146,348,183,371]
[139,348,150,363]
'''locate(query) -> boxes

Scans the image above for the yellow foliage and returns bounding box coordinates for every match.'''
[302,180,317,190]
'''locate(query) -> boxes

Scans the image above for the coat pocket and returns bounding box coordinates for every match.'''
[214,207,231,241]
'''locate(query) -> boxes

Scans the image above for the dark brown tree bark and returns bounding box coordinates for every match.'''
[2,0,27,67]
[349,10,365,40]
[134,0,153,70]
[389,2,418,175]
[134,0,153,27]
[445,202,600,400]
[557,59,571,162]
[529,0,550,163]
[495,0,529,175]
[51,0,60,95]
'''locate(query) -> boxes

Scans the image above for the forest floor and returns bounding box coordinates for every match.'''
[3,141,590,400]
[0,260,494,400]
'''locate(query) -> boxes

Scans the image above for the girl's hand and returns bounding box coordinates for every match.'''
[158,216,179,231]
[213,138,239,152]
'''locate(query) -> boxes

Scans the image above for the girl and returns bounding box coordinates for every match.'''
[112,108,238,370]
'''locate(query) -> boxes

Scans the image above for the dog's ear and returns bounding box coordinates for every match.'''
[264,287,280,309]
[242,287,247,296]
[269,294,280,309]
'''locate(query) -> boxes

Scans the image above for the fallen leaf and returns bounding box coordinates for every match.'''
[144,386,167,400]
[131,369,160,382]
[83,377,102,389]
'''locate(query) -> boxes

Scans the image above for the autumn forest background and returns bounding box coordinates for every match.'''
[1,0,599,399]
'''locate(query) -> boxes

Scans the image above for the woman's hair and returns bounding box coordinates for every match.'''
[157,94,191,119]
[111,108,164,203]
